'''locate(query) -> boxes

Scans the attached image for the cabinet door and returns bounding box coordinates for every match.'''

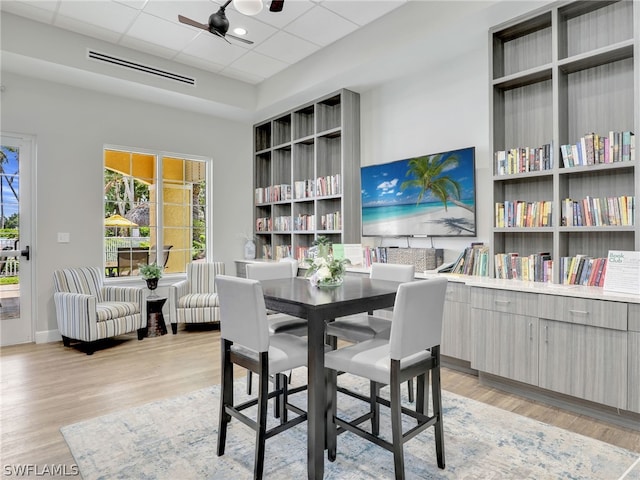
[627,332,640,414]
[539,320,627,410]
[441,300,471,361]
[471,308,538,385]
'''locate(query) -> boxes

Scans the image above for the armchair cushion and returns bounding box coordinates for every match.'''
[177,292,219,309]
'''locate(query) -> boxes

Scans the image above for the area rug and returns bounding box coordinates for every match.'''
[61,372,639,480]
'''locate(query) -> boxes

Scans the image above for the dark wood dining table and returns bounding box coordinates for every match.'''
[260,275,400,480]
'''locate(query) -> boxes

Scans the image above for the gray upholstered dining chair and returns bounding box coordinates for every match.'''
[245,261,308,399]
[215,274,309,480]
[325,277,448,479]
[325,262,416,400]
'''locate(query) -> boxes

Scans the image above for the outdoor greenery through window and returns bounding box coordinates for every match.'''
[104,147,209,278]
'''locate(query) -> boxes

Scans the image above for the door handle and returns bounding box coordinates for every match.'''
[21,245,30,261]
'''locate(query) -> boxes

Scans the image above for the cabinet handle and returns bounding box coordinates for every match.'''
[544,325,548,344]
[494,300,510,306]
[529,322,533,341]
[569,310,589,316]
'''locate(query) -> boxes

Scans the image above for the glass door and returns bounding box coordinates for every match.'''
[0,134,33,345]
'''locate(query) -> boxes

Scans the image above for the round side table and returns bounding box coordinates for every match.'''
[146,297,168,337]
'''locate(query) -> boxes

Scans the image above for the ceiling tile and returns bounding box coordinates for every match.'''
[180,32,248,65]
[246,0,315,29]
[56,0,139,33]
[284,5,358,46]
[320,0,406,26]
[254,30,319,64]
[126,12,200,51]
[228,50,289,78]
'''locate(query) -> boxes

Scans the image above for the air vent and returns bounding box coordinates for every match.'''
[88,50,196,86]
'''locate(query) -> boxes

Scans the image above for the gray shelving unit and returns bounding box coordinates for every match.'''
[490,0,639,284]
[253,89,361,260]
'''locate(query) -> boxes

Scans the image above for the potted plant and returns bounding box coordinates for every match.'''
[312,235,332,258]
[139,263,163,297]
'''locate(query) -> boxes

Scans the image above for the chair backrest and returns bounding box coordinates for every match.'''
[246,262,293,281]
[370,263,415,283]
[117,247,149,276]
[53,267,104,301]
[187,262,225,293]
[279,257,299,277]
[215,274,270,353]
[388,277,448,360]
[149,245,173,268]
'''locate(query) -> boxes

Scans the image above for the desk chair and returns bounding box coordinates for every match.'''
[215,275,309,480]
[325,277,448,479]
[325,263,416,400]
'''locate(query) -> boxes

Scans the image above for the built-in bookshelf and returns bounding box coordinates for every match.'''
[490,0,639,285]
[253,89,361,261]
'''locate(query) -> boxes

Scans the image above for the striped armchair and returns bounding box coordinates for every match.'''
[169,262,225,334]
[53,266,145,354]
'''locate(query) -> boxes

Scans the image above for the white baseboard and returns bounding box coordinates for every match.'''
[35,329,61,344]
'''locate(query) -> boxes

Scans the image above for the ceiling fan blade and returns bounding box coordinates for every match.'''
[212,30,232,44]
[269,0,284,12]
[225,33,254,45]
[178,15,209,31]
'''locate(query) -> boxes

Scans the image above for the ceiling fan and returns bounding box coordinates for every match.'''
[178,0,285,45]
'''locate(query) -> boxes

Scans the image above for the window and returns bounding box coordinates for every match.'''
[103,147,210,278]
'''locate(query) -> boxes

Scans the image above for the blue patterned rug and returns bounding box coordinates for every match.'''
[61,372,639,479]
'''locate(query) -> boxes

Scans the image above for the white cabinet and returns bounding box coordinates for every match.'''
[539,319,627,410]
[628,303,640,413]
[441,282,471,361]
[470,287,539,385]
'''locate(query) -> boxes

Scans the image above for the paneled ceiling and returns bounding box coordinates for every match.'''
[1,0,408,85]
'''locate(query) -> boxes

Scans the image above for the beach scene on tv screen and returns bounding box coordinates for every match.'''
[361,147,476,237]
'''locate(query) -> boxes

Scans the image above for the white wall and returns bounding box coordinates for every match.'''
[0,72,252,340]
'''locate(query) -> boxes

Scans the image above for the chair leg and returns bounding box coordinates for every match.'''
[278,373,289,424]
[274,375,282,419]
[61,335,71,347]
[137,328,146,340]
[370,380,380,436]
[432,360,445,469]
[254,354,269,480]
[247,371,253,395]
[390,363,405,480]
[171,323,177,334]
[217,339,233,457]
[326,367,338,462]
[406,379,414,403]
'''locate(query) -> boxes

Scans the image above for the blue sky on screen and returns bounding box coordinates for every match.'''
[361,148,475,207]
[1,146,20,218]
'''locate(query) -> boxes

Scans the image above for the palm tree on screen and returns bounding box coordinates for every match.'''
[400,153,473,213]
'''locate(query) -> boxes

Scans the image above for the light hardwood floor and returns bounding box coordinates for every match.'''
[1,326,639,476]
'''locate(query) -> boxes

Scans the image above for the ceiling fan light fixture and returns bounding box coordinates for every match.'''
[233,0,263,16]
[233,27,248,36]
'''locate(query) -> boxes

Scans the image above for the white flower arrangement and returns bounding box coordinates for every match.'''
[304,255,350,287]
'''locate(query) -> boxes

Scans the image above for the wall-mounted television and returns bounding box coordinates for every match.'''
[361,146,476,237]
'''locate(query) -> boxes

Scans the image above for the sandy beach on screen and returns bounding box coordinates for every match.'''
[364,205,475,236]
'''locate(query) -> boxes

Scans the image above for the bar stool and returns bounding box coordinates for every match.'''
[325,277,448,480]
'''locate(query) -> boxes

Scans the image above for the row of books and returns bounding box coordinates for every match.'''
[495,200,553,228]
[362,246,389,267]
[256,216,271,232]
[494,252,553,283]
[260,244,294,261]
[561,196,635,227]
[273,216,292,232]
[495,143,553,176]
[294,214,315,231]
[319,211,341,230]
[254,184,292,204]
[294,174,342,200]
[560,131,635,167]
[450,243,490,276]
[559,255,607,287]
